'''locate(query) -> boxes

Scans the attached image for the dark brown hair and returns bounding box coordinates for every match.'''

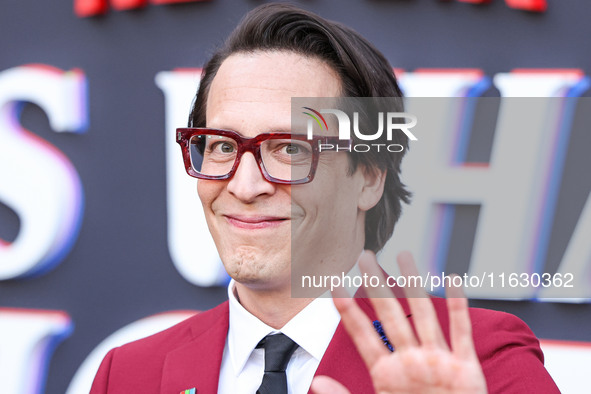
[189,3,410,252]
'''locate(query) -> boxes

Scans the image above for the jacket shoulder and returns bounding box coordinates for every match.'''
[113,301,229,359]
[90,301,229,394]
[424,298,559,393]
[453,303,559,393]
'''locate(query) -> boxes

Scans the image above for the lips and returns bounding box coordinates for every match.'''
[224,214,289,229]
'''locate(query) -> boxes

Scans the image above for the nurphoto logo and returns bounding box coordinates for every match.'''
[302,106,417,153]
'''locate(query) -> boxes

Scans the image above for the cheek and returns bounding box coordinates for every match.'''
[197,180,222,210]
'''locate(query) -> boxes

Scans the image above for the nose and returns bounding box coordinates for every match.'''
[227,152,276,202]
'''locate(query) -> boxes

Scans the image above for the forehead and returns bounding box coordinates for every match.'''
[206,51,341,132]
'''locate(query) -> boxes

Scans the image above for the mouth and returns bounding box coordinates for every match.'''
[224,214,290,230]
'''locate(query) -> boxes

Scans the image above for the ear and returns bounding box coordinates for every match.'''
[358,167,386,212]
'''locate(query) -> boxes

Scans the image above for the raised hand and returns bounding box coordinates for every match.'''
[311,251,487,394]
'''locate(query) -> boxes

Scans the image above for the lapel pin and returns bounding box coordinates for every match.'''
[180,388,196,394]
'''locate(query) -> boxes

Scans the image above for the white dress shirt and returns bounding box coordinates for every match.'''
[218,280,341,394]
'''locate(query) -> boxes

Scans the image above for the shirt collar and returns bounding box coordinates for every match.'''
[226,279,341,375]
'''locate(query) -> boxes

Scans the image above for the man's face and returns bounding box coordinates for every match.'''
[199,51,382,295]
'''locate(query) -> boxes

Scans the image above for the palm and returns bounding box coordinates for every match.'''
[369,347,485,394]
[312,251,487,394]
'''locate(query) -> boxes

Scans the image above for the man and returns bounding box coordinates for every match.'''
[91,4,559,393]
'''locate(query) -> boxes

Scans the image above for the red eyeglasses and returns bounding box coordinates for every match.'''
[176,128,346,184]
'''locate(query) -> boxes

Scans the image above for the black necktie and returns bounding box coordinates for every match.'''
[256,333,299,394]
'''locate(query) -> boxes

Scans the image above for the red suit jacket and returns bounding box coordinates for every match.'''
[90,297,559,393]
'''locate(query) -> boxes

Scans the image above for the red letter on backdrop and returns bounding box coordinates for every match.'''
[74,0,146,16]
[112,0,148,11]
[74,0,201,17]
[456,0,546,12]
[505,0,547,12]
[74,0,108,17]
[74,0,201,18]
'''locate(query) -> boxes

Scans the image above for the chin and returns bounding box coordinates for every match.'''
[222,246,262,274]
[222,249,290,288]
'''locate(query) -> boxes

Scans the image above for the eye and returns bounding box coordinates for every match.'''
[207,138,236,154]
[284,144,301,155]
[261,139,312,164]
[218,142,235,153]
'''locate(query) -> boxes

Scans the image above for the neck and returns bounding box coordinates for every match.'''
[233,283,314,329]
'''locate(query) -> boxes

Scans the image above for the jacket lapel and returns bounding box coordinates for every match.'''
[160,302,230,394]
[158,290,415,393]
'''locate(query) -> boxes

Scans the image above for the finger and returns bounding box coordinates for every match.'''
[358,251,419,350]
[310,376,352,394]
[397,251,448,349]
[446,275,478,360]
[332,285,389,368]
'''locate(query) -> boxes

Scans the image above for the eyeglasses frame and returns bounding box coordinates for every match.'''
[176,128,349,185]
